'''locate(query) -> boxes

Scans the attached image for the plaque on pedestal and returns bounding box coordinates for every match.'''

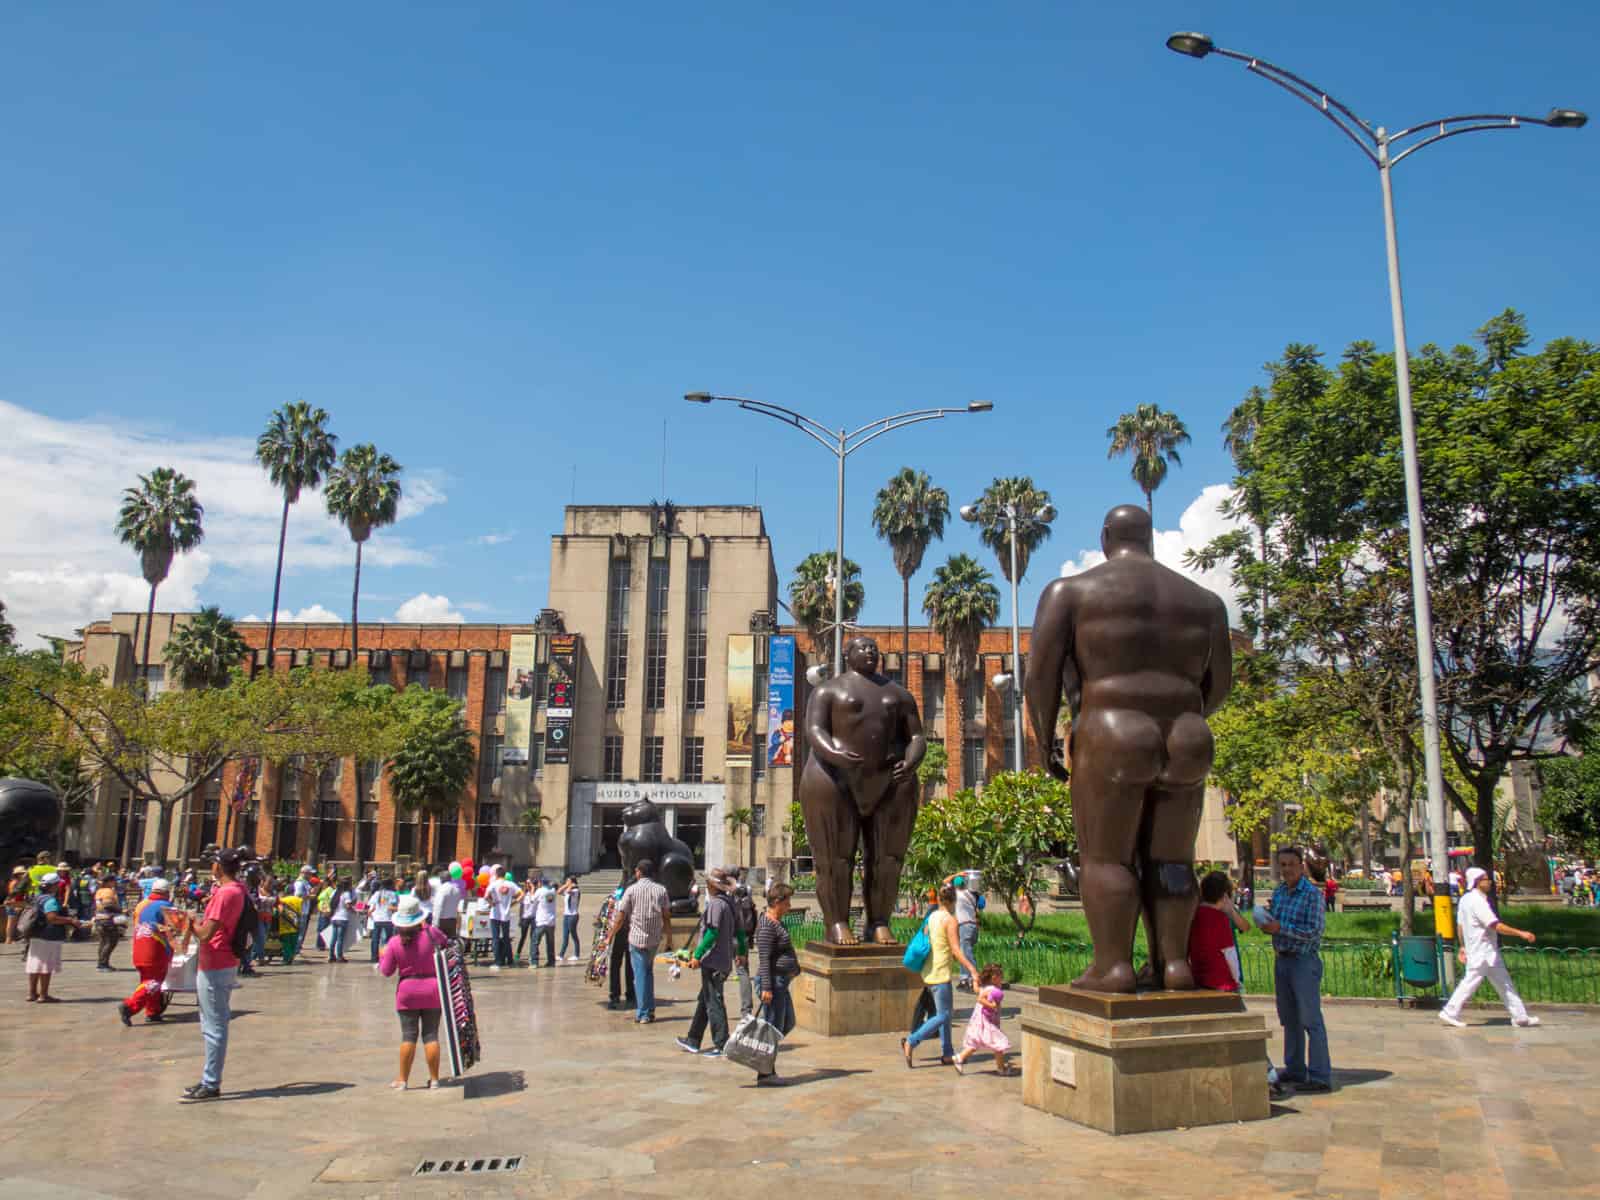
[1020,986,1271,1136]
[794,941,924,1038]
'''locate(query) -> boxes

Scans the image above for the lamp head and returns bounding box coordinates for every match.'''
[967,400,994,412]
[1038,502,1057,523]
[959,503,979,523]
[991,672,1014,693]
[684,392,713,403]
[1546,108,1588,129]
[1166,31,1215,58]
[805,664,832,687]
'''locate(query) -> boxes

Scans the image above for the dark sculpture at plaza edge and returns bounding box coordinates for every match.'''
[1026,505,1233,994]
[799,635,926,945]
[617,797,698,916]
[0,777,63,875]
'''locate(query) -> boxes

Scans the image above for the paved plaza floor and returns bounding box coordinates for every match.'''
[3,920,1598,1200]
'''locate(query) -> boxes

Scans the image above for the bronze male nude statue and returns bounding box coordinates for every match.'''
[1026,505,1233,993]
[799,635,926,945]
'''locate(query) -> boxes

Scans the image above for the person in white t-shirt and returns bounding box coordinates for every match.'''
[529,878,557,968]
[433,870,463,940]
[556,875,582,962]
[1439,867,1540,1029]
[515,881,539,964]
[367,878,399,963]
[486,866,518,970]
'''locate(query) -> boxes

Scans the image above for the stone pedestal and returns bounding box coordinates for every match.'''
[794,942,923,1037]
[1021,987,1271,1135]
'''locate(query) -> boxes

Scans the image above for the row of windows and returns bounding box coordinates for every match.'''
[601,734,705,783]
[644,558,671,710]
[605,557,631,709]
[606,554,715,713]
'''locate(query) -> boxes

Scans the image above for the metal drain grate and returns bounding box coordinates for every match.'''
[413,1155,523,1177]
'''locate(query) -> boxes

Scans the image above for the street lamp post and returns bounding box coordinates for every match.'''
[1166,31,1586,890]
[685,393,993,676]
[959,498,1056,773]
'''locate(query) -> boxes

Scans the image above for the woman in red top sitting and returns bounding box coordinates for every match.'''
[1187,872,1250,992]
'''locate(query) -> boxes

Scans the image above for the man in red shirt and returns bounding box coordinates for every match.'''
[1187,872,1250,992]
[181,849,247,1101]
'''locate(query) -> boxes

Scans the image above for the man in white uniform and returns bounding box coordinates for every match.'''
[530,877,557,968]
[434,866,464,940]
[1439,867,1541,1029]
[487,866,518,970]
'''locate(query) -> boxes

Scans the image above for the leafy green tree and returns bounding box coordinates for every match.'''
[256,401,338,665]
[386,687,475,863]
[0,600,14,648]
[1194,312,1600,874]
[970,476,1053,585]
[871,467,948,676]
[165,607,250,690]
[323,444,403,658]
[787,551,864,661]
[115,467,204,693]
[905,771,1075,934]
[787,798,809,858]
[922,553,999,732]
[1538,734,1600,857]
[1106,403,1191,520]
[917,738,948,799]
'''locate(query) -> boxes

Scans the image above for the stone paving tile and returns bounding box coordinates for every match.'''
[4,930,1600,1199]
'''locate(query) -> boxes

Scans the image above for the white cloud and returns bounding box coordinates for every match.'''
[473,531,515,546]
[240,605,343,624]
[0,400,446,645]
[1061,484,1248,625]
[392,593,466,623]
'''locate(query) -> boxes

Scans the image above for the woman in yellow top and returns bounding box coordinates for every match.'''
[901,884,980,1068]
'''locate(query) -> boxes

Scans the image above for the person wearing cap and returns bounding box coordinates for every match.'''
[1439,867,1541,1030]
[24,871,85,1002]
[178,848,248,1101]
[674,867,745,1058]
[120,878,183,1024]
[378,894,450,1089]
[1255,846,1332,1094]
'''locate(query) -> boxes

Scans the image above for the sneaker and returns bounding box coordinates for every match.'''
[119,1005,132,1028]
[181,1084,221,1102]
[1438,1013,1467,1029]
[641,1014,656,1024]
[1514,1016,1542,1028]
[953,1057,965,1076]
[489,965,500,973]
[675,1037,700,1055]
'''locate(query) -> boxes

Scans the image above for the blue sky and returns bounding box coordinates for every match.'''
[2,3,1595,643]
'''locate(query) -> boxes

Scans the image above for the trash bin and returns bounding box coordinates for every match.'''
[1391,932,1442,1005]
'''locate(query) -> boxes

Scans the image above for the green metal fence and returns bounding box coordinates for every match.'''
[779,917,1600,1006]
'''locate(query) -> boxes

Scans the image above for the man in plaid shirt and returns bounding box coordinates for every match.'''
[1255,846,1331,1093]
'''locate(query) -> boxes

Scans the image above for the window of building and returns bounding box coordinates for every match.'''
[485,666,506,714]
[475,802,500,862]
[644,557,670,710]
[642,736,664,783]
[682,736,704,783]
[684,557,709,710]
[962,736,986,789]
[315,759,342,860]
[603,735,624,782]
[446,663,469,701]
[358,800,378,862]
[605,557,631,709]
[963,672,985,723]
[143,665,167,697]
[435,814,459,863]
[479,733,503,786]
[924,671,946,723]
[198,772,221,849]
[1002,735,1018,773]
[369,660,392,689]
[530,730,544,773]
[394,814,417,859]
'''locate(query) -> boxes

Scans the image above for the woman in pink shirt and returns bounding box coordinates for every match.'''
[379,894,449,1090]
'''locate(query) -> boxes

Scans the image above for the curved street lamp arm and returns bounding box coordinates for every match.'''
[1207,44,1380,165]
[708,395,841,455]
[1387,114,1548,166]
[844,407,968,456]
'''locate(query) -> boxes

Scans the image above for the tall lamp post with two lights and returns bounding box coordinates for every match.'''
[1165,30,1586,889]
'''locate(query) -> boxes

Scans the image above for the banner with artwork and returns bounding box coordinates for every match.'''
[766,635,795,766]
[726,634,754,763]
[544,634,578,765]
[504,633,535,764]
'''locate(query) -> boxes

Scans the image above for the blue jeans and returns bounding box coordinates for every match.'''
[559,913,581,958]
[908,980,954,1058]
[328,921,348,959]
[958,922,978,984]
[764,977,795,1038]
[491,919,512,966]
[252,917,268,964]
[370,921,393,962]
[1274,953,1331,1086]
[629,946,656,1021]
[196,966,237,1089]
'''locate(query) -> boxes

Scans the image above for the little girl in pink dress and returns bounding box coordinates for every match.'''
[955,964,1013,1075]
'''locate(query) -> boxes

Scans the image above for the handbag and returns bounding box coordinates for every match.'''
[724,1006,783,1075]
[901,912,933,973]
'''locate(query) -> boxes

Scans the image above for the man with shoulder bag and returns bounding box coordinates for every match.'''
[674,867,743,1058]
[179,849,251,1102]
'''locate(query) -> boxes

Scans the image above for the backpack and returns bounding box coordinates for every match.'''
[732,886,758,937]
[227,882,259,962]
[16,898,46,941]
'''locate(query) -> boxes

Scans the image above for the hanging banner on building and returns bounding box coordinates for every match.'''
[544,633,579,765]
[726,634,754,763]
[504,634,536,764]
[766,635,796,766]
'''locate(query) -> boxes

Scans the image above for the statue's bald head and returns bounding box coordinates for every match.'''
[1101,505,1154,557]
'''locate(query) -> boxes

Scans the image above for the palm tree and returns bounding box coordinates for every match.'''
[1106,403,1192,519]
[788,551,864,662]
[971,476,1054,585]
[256,401,338,668]
[922,553,999,744]
[871,467,949,682]
[1221,387,1271,634]
[116,467,205,691]
[165,606,250,690]
[323,444,403,658]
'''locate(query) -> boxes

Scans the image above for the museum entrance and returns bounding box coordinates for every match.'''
[666,807,707,870]
[593,805,628,871]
